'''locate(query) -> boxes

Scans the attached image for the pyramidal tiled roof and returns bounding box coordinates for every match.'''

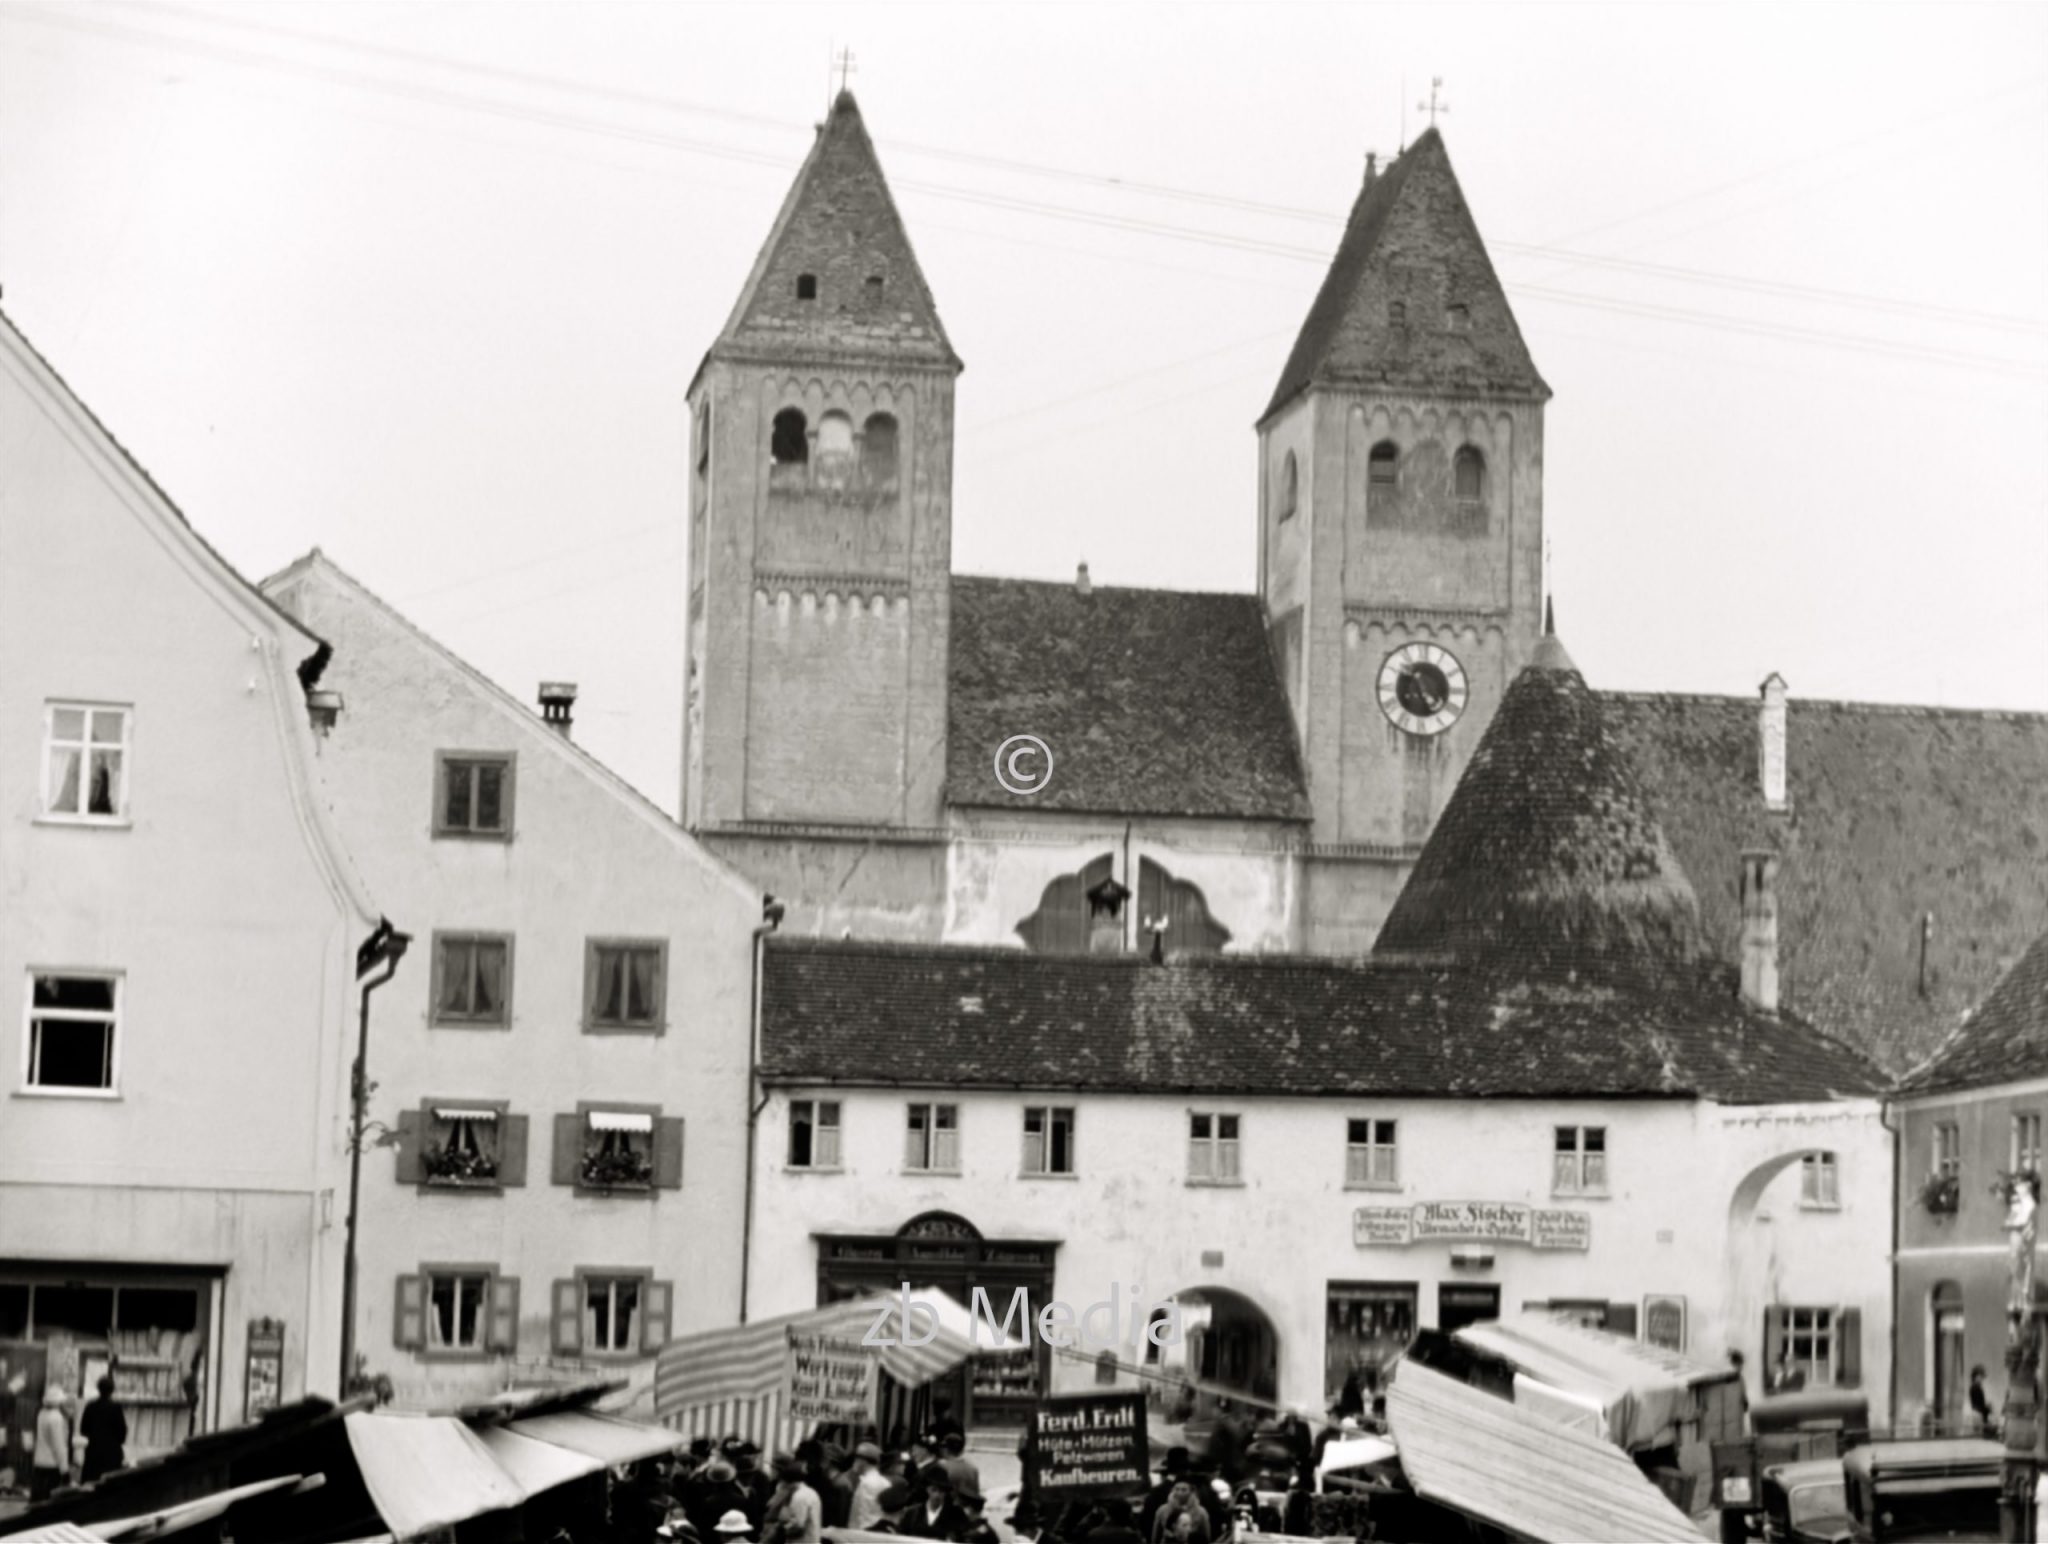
[1264,128,1547,421]
[709,91,957,372]
[1899,928,2048,1095]
[1375,633,1709,978]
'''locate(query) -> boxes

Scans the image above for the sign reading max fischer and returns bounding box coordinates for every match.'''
[1353,1201,1591,1251]
[785,1329,876,1424]
[1025,1391,1150,1501]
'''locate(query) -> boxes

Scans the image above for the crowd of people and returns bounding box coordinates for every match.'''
[612,1425,1004,1544]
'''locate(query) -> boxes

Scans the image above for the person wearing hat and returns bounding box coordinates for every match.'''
[686,1456,755,1541]
[1139,1447,1191,1540]
[727,1440,773,1528]
[904,1464,967,1539]
[935,1432,980,1499]
[845,1440,892,1531]
[31,1384,72,1501]
[712,1509,757,1543]
[764,1451,823,1544]
[953,1484,999,1544]
[867,1481,916,1535]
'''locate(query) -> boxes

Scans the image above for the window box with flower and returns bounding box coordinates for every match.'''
[1992,1168,2042,1207]
[1920,1173,1961,1216]
[394,1102,527,1191]
[554,1105,685,1196]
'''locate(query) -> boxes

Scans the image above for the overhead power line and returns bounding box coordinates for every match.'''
[5,3,2044,383]
[40,1,2048,339]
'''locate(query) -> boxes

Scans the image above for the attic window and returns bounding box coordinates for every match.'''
[1368,441,1398,486]
[865,274,884,302]
[1278,450,1298,520]
[1445,303,1470,331]
[796,274,818,301]
[1388,301,1407,327]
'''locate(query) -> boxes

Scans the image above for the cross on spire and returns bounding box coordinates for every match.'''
[1419,76,1449,129]
[835,47,857,97]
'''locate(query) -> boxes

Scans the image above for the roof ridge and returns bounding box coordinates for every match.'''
[1604,687,2048,721]
[259,550,762,905]
[950,572,1261,603]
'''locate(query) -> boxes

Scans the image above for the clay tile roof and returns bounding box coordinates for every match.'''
[945,575,1310,821]
[1375,639,1708,978]
[1602,692,2048,1075]
[758,938,1882,1104]
[1901,929,2048,1094]
[1263,128,1548,422]
[709,90,958,372]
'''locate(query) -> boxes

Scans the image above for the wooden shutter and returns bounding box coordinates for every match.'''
[642,1279,674,1352]
[1762,1306,1785,1373]
[655,1117,685,1189]
[393,1274,427,1349]
[394,1109,423,1185]
[488,1276,521,1353]
[1836,1307,1862,1388]
[499,1114,529,1186]
[552,1279,583,1355]
[1603,1302,1639,1338]
[552,1113,582,1185]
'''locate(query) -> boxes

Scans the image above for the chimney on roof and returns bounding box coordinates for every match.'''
[538,681,577,737]
[1739,850,1780,1014]
[1076,562,1092,597]
[1759,673,1789,811]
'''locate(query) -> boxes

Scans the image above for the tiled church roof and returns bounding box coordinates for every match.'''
[759,937,1882,1103]
[946,574,1312,821]
[1604,692,2048,1075]
[1900,929,2048,1095]
[1376,635,1709,977]
[706,91,957,373]
[1263,128,1548,421]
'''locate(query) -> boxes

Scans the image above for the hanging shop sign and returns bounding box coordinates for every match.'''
[1024,1390,1150,1502]
[1353,1201,1591,1251]
[244,1317,285,1419]
[784,1329,876,1425]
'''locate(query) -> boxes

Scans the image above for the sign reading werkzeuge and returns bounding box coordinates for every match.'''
[784,1329,876,1424]
[1025,1391,1150,1502]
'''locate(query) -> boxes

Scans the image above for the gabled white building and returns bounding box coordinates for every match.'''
[261,553,764,1412]
[0,312,377,1450]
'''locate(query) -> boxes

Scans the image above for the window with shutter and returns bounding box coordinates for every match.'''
[499,1115,530,1187]
[552,1113,582,1185]
[488,1277,521,1352]
[394,1110,424,1185]
[1836,1306,1861,1388]
[643,1280,674,1352]
[654,1118,685,1189]
[552,1279,583,1355]
[393,1274,427,1349]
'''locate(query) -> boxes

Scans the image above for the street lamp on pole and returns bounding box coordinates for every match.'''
[340,917,411,1396]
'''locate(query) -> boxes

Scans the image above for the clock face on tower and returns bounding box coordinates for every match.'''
[1378,642,1469,736]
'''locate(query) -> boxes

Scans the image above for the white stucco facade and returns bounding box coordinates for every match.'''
[262,554,763,1413]
[0,314,375,1446]
[748,1084,1893,1426]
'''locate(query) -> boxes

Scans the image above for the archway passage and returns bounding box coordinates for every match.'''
[1142,1285,1281,1445]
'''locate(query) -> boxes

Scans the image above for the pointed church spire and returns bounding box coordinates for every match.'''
[1263,128,1547,421]
[709,91,959,373]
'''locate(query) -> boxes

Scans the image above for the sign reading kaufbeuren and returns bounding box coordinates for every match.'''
[1025,1391,1150,1502]
[1353,1201,1591,1251]
[785,1328,876,1424]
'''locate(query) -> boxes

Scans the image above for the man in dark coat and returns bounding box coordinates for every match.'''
[903,1467,969,1539]
[79,1375,128,1484]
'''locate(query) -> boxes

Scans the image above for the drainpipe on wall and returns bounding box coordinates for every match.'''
[1881,1096,1902,1433]
[738,896,786,1325]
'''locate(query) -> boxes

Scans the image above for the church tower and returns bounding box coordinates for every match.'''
[1256,128,1549,950]
[683,91,960,843]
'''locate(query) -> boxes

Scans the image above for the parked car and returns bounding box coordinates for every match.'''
[1713,1390,1871,1543]
[1841,1438,2002,1543]
[1759,1457,1852,1544]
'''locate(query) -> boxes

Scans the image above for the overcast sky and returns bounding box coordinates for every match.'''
[4,2,2044,811]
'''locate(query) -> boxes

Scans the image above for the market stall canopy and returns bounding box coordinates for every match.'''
[344,1412,525,1539]
[1387,1360,1700,1543]
[473,1425,609,1499]
[1453,1310,1729,1451]
[88,1474,322,1539]
[654,1287,1024,1437]
[0,1526,106,1542]
[1313,1434,1399,1480]
[505,1408,680,1467]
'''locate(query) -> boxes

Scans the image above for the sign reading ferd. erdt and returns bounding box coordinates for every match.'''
[1025,1391,1150,1502]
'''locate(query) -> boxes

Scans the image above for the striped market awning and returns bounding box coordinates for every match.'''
[588,1110,653,1134]
[653,1288,1019,1432]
